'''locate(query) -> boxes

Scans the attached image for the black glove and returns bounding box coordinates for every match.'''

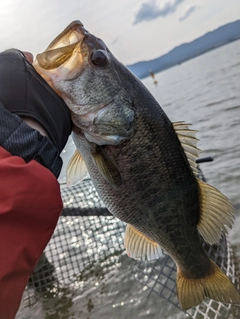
[0,49,72,153]
[0,49,72,177]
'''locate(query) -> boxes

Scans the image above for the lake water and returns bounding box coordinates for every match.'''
[17,40,240,319]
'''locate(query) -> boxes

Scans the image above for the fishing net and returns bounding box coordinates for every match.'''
[21,176,240,319]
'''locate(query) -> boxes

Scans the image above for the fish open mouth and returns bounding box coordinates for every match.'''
[46,21,86,51]
[35,21,88,71]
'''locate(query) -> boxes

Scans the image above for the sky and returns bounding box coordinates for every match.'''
[0,0,239,65]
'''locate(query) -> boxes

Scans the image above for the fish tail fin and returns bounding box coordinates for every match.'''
[177,261,240,310]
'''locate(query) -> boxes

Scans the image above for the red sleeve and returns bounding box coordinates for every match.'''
[0,146,63,319]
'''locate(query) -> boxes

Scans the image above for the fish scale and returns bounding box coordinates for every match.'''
[71,95,203,269]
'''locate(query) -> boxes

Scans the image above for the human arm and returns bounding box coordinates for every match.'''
[0,49,72,319]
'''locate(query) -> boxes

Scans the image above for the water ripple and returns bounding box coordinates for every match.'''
[206,96,236,107]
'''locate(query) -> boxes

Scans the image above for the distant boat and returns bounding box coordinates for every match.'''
[150,71,158,85]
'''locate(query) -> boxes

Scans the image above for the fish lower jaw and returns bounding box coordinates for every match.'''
[71,102,134,146]
[84,131,127,146]
[72,118,131,146]
[69,99,114,117]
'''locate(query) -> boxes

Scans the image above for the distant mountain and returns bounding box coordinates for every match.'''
[127,20,240,79]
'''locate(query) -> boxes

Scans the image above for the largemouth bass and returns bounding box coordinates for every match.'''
[34,21,240,310]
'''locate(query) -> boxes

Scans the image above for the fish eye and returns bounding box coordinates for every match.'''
[91,50,108,67]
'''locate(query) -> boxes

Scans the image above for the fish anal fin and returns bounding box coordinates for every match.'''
[172,121,200,177]
[66,149,88,186]
[124,224,162,261]
[177,261,240,310]
[91,148,122,188]
[197,179,235,244]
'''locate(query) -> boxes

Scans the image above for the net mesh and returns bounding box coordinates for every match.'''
[21,178,240,319]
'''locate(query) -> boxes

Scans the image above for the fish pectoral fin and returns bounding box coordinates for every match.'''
[124,224,162,261]
[177,261,240,310]
[90,148,122,188]
[197,179,235,244]
[66,149,88,186]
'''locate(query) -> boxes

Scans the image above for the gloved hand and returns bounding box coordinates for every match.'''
[0,49,72,153]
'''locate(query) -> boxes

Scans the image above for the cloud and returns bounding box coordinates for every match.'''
[179,5,197,21]
[133,0,185,24]
[110,37,119,45]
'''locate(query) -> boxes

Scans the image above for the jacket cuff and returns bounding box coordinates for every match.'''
[0,103,62,177]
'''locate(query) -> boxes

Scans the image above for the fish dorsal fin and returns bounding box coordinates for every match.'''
[172,122,200,176]
[173,122,235,244]
[66,149,88,186]
[124,224,162,261]
[90,148,122,188]
[197,179,235,244]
